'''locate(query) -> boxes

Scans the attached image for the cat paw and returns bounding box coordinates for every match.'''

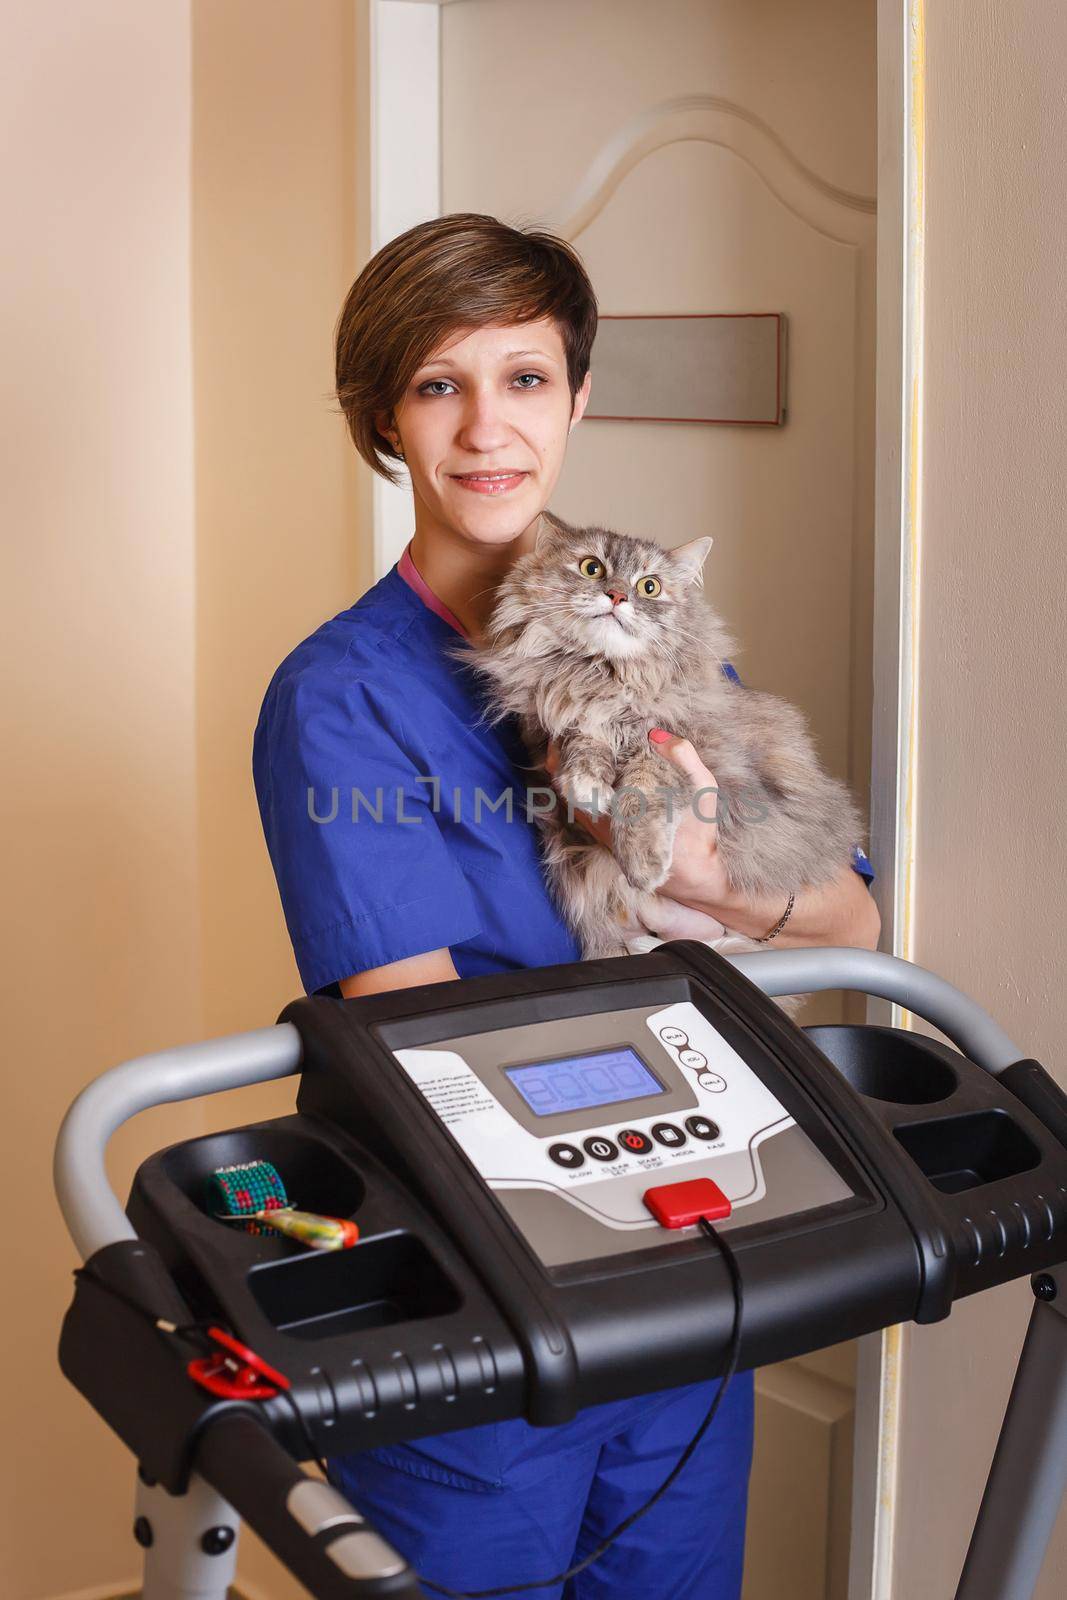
[614,835,672,894]
[562,772,616,816]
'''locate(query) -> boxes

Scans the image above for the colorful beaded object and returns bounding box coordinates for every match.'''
[206,1159,289,1235]
[206,1159,360,1250]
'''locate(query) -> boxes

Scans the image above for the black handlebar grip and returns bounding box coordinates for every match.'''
[195,1412,425,1599]
[1000,1059,1067,1153]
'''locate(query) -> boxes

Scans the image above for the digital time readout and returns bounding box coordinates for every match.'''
[505,1047,664,1117]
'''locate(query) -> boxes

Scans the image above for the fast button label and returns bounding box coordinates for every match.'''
[685,1115,721,1142]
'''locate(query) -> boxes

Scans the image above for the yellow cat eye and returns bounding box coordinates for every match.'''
[637,575,662,597]
[578,556,605,579]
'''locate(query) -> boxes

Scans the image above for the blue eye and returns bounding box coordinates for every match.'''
[513,372,546,389]
[419,379,456,397]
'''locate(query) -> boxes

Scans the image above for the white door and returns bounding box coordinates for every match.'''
[439,5,877,1596]
[371,3,879,1595]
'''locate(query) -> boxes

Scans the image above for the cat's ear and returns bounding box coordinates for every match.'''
[534,510,575,553]
[671,536,714,588]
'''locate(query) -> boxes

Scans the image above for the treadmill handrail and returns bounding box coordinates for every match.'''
[52,949,1023,1263]
[725,945,1023,1073]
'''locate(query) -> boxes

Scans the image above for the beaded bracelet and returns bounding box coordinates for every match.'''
[755,889,795,943]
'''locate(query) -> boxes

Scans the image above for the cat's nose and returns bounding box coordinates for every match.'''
[606,587,628,606]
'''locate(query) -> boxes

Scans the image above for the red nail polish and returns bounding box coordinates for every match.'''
[649,728,673,744]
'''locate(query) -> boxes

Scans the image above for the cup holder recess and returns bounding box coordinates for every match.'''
[161,1126,365,1245]
[249,1230,461,1341]
[894,1110,1041,1195]
[157,1125,462,1340]
[805,1025,959,1105]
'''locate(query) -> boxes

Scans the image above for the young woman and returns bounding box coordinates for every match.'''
[253,212,879,1600]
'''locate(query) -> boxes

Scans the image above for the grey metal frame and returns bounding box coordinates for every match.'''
[52,948,1067,1600]
[954,1266,1067,1600]
[54,1022,303,1600]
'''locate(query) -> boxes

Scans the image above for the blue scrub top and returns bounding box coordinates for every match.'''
[253,563,581,996]
[253,564,873,996]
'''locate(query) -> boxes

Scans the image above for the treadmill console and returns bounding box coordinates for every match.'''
[390,995,855,1267]
[116,940,1067,1440]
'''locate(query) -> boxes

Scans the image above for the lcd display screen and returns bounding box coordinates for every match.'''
[505,1047,664,1117]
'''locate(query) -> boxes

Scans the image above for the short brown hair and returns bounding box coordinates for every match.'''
[334,213,598,485]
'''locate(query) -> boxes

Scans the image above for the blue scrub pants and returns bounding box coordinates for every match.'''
[328,1370,754,1600]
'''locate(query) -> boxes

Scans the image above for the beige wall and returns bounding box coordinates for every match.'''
[191,6,363,1590]
[2,3,202,1594]
[2,3,359,1596]
[192,0,367,1049]
[893,3,1067,1594]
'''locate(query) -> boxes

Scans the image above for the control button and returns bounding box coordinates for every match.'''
[658,1026,689,1048]
[685,1115,720,1141]
[548,1142,584,1169]
[651,1121,687,1148]
[583,1135,619,1163]
[697,1071,727,1093]
[616,1128,654,1156]
[679,1049,707,1070]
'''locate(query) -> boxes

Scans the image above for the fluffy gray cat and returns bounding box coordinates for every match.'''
[458,510,866,1010]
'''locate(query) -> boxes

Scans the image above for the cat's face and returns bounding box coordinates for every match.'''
[503,520,713,663]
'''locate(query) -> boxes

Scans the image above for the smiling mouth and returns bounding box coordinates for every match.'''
[451,471,528,481]
[450,470,529,496]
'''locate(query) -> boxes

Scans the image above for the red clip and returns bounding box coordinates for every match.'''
[187,1326,291,1400]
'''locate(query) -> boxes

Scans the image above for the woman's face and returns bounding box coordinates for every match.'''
[382,316,591,549]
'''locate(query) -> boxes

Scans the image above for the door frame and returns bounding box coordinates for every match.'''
[356,4,923,1594]
[851,3,925,1596]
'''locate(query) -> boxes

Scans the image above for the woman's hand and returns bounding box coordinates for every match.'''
[544,729,734,914]
[544,731,881,951]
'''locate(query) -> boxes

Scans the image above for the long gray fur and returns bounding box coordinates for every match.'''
[454,511,866,1005]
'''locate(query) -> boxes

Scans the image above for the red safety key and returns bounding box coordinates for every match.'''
[643,1177,732,1228]
[187,1326,291,1399]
